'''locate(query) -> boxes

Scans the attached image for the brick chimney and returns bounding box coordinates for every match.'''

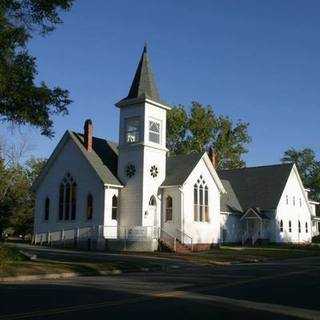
[84,119,93,152]
[208,148,218,169]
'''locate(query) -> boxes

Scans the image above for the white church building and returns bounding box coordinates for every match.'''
[33,46,319,252]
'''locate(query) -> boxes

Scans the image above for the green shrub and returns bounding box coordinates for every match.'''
[312,235,320,243]
[0,245,27,272]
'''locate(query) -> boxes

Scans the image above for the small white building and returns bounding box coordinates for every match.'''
[33,46,318,251]
[219,164,315,245]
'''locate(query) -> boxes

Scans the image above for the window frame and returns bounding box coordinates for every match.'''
[44,197,50,221]
[298,220,301,233]
[289,220,292,233]
[64,183,71,220]
[58,173,77,222]
[58,183,64,220]
[125,117,140,144]
[193,176,209,223]
[112,195,118,220]
[165,196,173,222]
[86,193,93,220]
[149,119,161,144]
[71,182,77,220]
[193,184,199,221]
[204,186,209,222]
[279,219,283,232]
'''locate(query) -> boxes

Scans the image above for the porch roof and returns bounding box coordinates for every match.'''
[240,208,271,221]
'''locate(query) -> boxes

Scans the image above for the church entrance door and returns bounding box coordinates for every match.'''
[148,196,158,229]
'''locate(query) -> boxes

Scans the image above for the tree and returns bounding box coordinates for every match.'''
[0,157,46,237]
[211,116,251,169]
[0,0,74,137]
[0,135,46,237]
[166,105,188,154]
[281,148,320,202]
[167,101,251,169]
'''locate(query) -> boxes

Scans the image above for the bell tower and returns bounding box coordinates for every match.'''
[116,45,170,228]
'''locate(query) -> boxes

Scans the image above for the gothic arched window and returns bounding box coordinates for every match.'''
[58,173,77,221]
[149,196,156,206]
[165,196,173,221]
[112,195,118,220]
[59,184,64,220]
[71,182,77,220]
[298,220,301,233]
[44,197,50,221]
[86,193,93,220]
[193,176,209,222]
[65,182,71,220]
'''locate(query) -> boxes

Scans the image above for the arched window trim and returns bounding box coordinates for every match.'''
[86,193,93,220]
[58,173,77,221]
[165,196,173,222]
[193,176,209,222]
[44,197,50,221]
[149,195,156,206]
[112,195,118,220]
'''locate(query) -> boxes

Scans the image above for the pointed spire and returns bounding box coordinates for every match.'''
[121,44,161,104]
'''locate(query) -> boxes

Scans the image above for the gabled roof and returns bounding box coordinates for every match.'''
[218,163,294,211]
[161,152,225,193]
[220,179,243,213]
[71,132,122,186]
[240,208,271,220]
[33,131,122,190]
[117,44,163,105]
[162,153,203,187]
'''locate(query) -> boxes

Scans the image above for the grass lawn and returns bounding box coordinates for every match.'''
[126,244,320,265]
[183,245,320,264]
[0,244,163,279]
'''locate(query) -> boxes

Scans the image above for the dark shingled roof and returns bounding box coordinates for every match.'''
[71,132,122,186]
[118,45,162,105]
[218,163,294,211]
[162,153,203,186]
[220,179,243,213]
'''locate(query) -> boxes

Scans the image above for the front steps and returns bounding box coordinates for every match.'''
[158,239,193,253]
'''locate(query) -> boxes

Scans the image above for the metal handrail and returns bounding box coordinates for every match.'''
[159,228,177,252]
[176,228,193,251]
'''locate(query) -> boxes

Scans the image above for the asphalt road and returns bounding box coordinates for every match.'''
[1,245,320,320]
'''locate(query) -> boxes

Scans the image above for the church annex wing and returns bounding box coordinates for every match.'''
[219,163,294,212]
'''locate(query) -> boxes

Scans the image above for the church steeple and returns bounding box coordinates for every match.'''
[116,44,169,229]
[117,44,162,105]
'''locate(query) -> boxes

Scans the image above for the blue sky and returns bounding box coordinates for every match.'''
[2,0,320,166]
